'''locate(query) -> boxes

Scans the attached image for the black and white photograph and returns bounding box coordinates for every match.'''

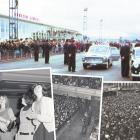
[52,74,103,140]
[100,82,140,140]
[0,68,56,140]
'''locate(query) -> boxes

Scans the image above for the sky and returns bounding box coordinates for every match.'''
[0,0,140,39]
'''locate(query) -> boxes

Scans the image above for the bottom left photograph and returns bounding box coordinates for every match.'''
[0,68,55,140]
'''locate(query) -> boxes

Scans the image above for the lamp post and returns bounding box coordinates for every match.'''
[99,19,103,43]
[9,0,18,40]
[83,8,88,41]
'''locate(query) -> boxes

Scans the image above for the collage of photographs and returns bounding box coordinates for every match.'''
[0,0,140,140]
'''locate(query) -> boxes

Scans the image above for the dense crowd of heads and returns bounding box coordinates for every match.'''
[101,90,140,140]
[54,94,81,131]
[109,42,122,49]
[0,38,92,56]
[52,75,102,90]
[54,93,101,139]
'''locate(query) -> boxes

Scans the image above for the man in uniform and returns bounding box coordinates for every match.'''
[31,40,39,62]
[44,40,52,64]
[120,43,130,77]
[67,39,76,72]
[63,39,69,65]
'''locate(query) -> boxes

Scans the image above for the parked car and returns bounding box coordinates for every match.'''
[110,47,120,61]
[130,47,140,80]
[82,45,113,69]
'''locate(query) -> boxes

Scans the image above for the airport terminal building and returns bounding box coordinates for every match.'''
[0,13,82,41]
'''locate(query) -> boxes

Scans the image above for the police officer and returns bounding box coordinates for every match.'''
[120,43,130,77]
[67,39,76,72]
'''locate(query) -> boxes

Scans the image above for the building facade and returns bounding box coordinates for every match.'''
[0,14,82,41]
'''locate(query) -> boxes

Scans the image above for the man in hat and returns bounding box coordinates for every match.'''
[67,39,76,72]
[44,40,52,64]
[63,39,69,65]
[120,44,130,77]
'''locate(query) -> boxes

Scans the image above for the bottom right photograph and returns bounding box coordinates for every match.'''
[100,82,140,140]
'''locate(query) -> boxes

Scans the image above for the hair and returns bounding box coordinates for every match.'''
[23,90,34,105]
[27,83,44,101]
[26,86,37,102]
[28,83,51,100]
[0,95,9,109]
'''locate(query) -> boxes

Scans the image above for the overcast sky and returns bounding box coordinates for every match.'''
[0,0,140,39]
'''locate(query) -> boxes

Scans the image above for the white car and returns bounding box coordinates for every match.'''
[130,47,140,80]
[110,47,120,61]
[82,45,113,69]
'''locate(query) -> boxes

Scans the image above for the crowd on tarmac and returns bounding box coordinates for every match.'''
[101,90,140,140]
[54,94,81,131]
[1,38,139,77]
[0,38,91,71]
[0,38,91,58]
[52,75,102,89]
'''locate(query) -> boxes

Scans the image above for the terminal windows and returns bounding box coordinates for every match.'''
[1,20,4,32]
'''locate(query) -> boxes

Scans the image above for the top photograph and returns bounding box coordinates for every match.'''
[0,0,140,81]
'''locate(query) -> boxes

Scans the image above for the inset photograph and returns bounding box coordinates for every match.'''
[0,68,55,140]
[100,82,140,140]
[52,74,103,140]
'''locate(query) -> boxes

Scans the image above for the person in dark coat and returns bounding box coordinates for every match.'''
[85,41,91,52]
[63,39,69,65]
[120,44,130,77]
[81,112,90,135]
[41,41,45,58]
[31,40,39,62]
[67,39,76,72]
[44,40,52,64]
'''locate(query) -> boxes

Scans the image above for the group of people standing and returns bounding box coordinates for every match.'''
[0,38,92,72]
[0,84,55,140]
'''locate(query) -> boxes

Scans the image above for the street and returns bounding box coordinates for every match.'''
[0,53,130,81]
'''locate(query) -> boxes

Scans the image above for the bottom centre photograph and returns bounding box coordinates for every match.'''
[52,74,103,140]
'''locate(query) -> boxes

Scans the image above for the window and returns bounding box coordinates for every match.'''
[1,20,4,32]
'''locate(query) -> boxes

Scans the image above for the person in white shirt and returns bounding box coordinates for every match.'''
[27,84,55,140]
[16,91,35,140]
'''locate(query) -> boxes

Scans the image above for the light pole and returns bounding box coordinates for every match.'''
[99,19,103,43]
[83,8,88,41]
[9,0,18,40]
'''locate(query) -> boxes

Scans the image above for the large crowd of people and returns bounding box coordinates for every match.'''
[101,90,140,140]
[52,75,102,90]
[54,94,81,131]
[54,93,100,140]
[0,38,91,61]
[0,38,92,72]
